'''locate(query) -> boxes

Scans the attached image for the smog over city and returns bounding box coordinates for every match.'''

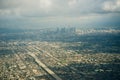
[0,0,120,80]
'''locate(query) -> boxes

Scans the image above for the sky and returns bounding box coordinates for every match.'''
[0,0,120,29]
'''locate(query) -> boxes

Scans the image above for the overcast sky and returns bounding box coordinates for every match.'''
[0,0,120,29]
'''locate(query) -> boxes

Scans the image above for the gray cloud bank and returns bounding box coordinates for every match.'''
[0,0,120,28]
[0,0,120,16]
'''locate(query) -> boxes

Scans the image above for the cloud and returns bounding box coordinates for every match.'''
[0,0,120,27]
[0,0,20,9]
[103,0,120,12]
[68,0,77,6]
[39,0,52,9]
[0,0,105,17]
[0,0,119,16]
